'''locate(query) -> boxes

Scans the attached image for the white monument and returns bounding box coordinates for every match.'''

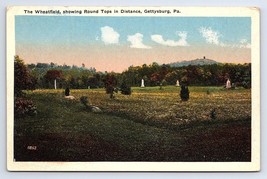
[141,79,145,87]
[54,79,57,89]
[226,79,231,89]
[176,80,180,87]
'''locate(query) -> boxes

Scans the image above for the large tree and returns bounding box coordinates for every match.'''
[44,69,64,89]
[104,74,118,98]
[14,56,34,96]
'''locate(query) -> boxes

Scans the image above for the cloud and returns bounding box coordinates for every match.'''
[127,33,151,49]
[238,39,251,48]
[199,27,221,45]
[199,27,250,49]
[100,26,120,45]
[151,31,189,46]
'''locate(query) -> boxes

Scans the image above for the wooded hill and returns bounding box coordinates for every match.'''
[15,56,251,91]
[169,58,219,67]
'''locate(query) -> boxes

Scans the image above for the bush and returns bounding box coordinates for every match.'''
[120,81,131,95]
[210,108,216,120]
[180,85,189,101]
[105,85,113,94]
[106,85,118,98]
[121,86,131,95]
[15,98,37,118]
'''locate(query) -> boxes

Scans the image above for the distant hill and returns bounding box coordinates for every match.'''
[169,58,219,67]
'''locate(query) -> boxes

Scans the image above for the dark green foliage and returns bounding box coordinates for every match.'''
[242,80,251,89]
[14,56,36,96]
[121,87,132,95]
[161,79,167,86]
[180,85,189,101]
[88,76,99,88]
[27,62,97,89]
[120,62,251,87]
[23,58,251,89]
[104,74,118,98]
[120,81,132,95]
[210,108,216,120]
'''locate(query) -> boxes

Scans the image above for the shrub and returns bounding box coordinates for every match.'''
[180,85,189,101]
[120,81,132,95]
[121,86,131,95]
[210,108,216,120]
[15,98,37,118]
[106,85,118,98]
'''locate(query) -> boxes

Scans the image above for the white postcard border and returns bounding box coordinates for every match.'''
[6,6,260,171]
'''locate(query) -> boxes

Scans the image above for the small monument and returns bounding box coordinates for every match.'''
[64,87,75,100]
[91,106,102,113]
[176,80,180,87]
[141,79,145,88]
[65,87,70,96]
[54,79,57,89]
[226,79,231,89]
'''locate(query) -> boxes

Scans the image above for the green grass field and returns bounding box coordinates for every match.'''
[14,86,251,161]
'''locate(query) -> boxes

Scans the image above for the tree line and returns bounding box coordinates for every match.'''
[121,62,251,88]
[14,55,251,96]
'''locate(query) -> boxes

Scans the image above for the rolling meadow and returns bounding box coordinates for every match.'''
[14,86,251,161]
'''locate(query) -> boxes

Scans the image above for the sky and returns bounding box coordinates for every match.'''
[15,16,251,72]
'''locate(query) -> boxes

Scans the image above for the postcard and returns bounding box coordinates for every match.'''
[6,6,260,171]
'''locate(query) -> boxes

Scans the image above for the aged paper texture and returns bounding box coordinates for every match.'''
[7,6,260,171]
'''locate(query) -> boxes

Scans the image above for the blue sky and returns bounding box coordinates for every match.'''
[16,16,251,46]
[15,16,251,72]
